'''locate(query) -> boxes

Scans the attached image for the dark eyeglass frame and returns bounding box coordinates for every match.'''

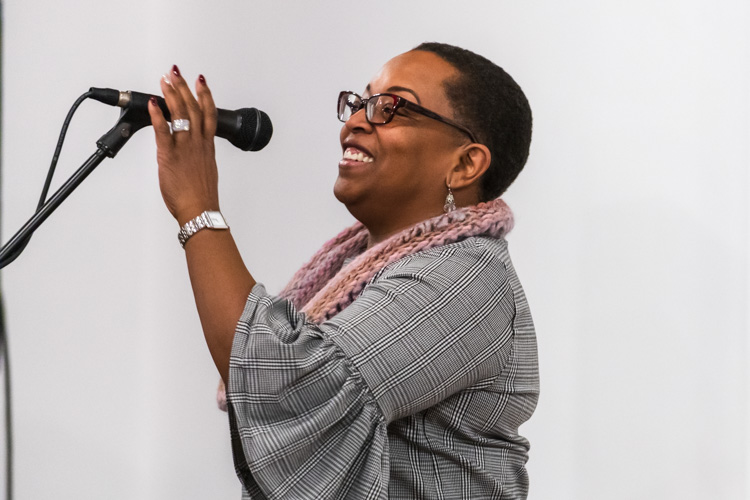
[338,90,479,144]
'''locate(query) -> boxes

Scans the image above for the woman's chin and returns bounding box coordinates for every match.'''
[334,181,375,220]
[333,178,361,206]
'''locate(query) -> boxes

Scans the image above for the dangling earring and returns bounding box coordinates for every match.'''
[443,184,456,213]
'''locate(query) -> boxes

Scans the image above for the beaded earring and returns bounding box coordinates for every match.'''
[443,184,456,213]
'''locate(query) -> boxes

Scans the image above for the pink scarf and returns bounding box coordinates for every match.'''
[217,198,514,410]
[279,198,514,323]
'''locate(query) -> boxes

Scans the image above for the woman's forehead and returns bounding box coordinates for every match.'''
[365,51,457,108]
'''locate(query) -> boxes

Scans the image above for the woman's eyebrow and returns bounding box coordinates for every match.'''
[386,86,421,104]
[364,84,421,104]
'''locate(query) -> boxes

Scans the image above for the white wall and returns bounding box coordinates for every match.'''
[1,1,747,498]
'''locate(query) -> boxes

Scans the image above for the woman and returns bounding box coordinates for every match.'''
[149,42,538,499]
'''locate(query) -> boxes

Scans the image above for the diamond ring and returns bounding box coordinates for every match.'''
[171,119,190,132]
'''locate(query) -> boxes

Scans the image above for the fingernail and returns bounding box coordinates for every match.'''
[149,96,158,106]
[172,64,180,77]
[198,74,206,85]
[162,73,171,85]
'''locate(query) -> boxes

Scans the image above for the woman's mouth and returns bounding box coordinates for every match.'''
[342,147,374,163]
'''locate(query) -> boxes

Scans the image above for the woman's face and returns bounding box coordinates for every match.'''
[335,50,468,241]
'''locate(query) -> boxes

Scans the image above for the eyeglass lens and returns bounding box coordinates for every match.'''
[338,92,358,122]
[338,92,398,124]
[367,95,397,124]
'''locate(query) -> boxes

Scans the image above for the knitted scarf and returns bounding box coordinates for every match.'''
[279,198,515,323]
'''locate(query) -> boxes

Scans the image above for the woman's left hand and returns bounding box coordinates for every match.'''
[148,65,220,224]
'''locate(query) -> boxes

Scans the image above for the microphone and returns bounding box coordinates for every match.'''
[89,87,273,152]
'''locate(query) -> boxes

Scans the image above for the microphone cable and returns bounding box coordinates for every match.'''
[0,89,93,269]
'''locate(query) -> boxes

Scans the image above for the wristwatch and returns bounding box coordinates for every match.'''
[178,210,229,248]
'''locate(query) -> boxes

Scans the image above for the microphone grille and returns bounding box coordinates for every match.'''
[232,108,273,152]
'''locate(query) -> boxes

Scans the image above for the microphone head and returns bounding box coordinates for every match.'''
[232,108,273,151]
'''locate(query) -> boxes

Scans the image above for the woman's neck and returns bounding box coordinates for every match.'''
[364,209,442,249]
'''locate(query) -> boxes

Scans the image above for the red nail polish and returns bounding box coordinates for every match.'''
[149,96,157,106]
[172,64,180,77]
[198,74,206,85]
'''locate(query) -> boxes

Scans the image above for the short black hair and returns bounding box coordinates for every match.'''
[414,42,532,200]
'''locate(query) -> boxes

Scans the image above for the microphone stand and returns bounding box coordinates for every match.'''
[0,105,153,269]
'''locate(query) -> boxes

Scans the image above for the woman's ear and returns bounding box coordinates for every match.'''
[447,143,492,190]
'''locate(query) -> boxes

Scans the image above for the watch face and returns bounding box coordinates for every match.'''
[206,211,228,228]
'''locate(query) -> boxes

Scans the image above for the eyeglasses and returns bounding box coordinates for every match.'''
[337,90,479,144]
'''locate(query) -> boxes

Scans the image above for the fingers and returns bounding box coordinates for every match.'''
[170,65,204,132]
[161,66,192,137]
[162,65,217,139]
[196,74,218,137]
[148,95,172,150]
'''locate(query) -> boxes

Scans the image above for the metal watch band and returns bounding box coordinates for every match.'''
[177,211,229,248]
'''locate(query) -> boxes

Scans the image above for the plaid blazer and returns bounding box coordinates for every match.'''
[228,236,539,499]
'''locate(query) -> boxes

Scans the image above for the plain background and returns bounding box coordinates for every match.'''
[1,1,748,498]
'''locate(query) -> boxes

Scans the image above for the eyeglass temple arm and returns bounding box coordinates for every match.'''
[401,100,478,143]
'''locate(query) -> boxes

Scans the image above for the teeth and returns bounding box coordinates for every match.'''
[343,149,374,163]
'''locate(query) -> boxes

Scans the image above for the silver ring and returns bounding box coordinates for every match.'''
[171,118,190,132]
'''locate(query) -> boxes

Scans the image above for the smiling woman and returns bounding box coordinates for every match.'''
[334,50,488,243]
[149,42,537,499]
